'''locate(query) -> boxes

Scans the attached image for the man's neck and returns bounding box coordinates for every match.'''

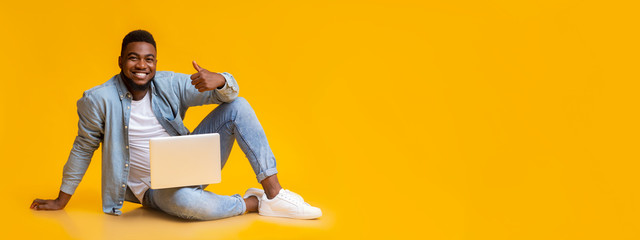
[130,89,148,101]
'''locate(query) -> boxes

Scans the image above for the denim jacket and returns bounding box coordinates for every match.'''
[60,71,239,215]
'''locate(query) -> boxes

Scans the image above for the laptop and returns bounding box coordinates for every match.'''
[149,133,222,189]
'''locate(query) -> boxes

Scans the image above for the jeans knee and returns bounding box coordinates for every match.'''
[227,97,250,111]
[156,188,240,221]
[169,188,195,204]
[159,188,203,220]
[219,97,255,122]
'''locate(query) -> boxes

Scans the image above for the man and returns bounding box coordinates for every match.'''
[30,30,321,220]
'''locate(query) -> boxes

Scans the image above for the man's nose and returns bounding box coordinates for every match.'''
[135,60,147,69]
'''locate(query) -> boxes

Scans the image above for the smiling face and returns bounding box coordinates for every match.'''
[118,41,157,92]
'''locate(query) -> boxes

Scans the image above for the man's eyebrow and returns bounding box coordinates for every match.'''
[144,54,156,58]
[126,52,140,57]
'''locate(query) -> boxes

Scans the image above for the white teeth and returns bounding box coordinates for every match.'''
[134,73,147,77]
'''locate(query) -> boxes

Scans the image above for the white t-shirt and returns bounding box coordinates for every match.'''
[127,91,171,202]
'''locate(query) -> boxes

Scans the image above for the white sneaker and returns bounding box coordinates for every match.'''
[259,189,322,219]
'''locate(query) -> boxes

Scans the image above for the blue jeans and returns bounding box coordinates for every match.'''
[124,97,278,220]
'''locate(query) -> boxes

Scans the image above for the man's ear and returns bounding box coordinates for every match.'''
[118,56,122,69]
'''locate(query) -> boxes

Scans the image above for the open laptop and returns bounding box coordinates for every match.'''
[149,133,222,189]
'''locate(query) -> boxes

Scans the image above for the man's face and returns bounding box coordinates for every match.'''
[118,41,157,91]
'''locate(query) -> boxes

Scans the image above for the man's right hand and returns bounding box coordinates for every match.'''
[30,191,72,210]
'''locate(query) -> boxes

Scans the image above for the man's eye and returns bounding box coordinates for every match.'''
[129,57,137,60]
[146,58,154,62]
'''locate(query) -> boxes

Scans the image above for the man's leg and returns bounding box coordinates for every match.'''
[189,97,321,219]
[191,97,282,197]
[143,186,246,220]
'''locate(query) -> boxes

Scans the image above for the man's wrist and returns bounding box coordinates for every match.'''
[216,73,227,89]
[56,191,72,207]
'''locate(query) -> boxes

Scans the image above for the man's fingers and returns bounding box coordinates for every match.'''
[195,81,210,92]
[31,199,47,210]
[35,203,52,210]
[195,82,206,90]
[31,199,58,210]
[190,72,201,81]
[191,76,203,86]
[192,60,203,72]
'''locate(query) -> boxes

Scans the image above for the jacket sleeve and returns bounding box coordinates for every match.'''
[178,72,239,107]
[60,94,104,195]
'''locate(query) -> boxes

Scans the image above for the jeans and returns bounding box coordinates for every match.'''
[124,97,278,220]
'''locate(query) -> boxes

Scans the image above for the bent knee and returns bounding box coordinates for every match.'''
[227,96,250,109]
[223,97,256,119]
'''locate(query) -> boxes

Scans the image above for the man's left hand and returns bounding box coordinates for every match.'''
[190,61,226,92]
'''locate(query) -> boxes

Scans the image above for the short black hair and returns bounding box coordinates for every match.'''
[121,30,156,56]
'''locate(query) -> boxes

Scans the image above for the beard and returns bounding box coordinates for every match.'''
[120,71,152,91]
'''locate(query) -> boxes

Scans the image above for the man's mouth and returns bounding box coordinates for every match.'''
[132,72,149,79]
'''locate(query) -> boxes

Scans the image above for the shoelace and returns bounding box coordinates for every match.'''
[280,189,310,206]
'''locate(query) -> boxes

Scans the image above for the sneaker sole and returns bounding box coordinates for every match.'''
[258,209,322,220]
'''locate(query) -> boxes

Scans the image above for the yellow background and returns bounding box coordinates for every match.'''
[1,0,639,239]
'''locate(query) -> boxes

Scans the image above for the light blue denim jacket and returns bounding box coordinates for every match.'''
[60,71,239,215]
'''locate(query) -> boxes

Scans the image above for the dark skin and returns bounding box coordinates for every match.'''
[31,41,283,213]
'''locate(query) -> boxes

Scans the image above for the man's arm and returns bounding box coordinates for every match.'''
[31,95,104,210]
[179,61,239,107]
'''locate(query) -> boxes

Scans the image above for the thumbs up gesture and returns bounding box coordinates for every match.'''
[190,61,226,92]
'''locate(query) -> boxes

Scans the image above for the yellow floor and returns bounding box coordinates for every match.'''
[15,201,334,239]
